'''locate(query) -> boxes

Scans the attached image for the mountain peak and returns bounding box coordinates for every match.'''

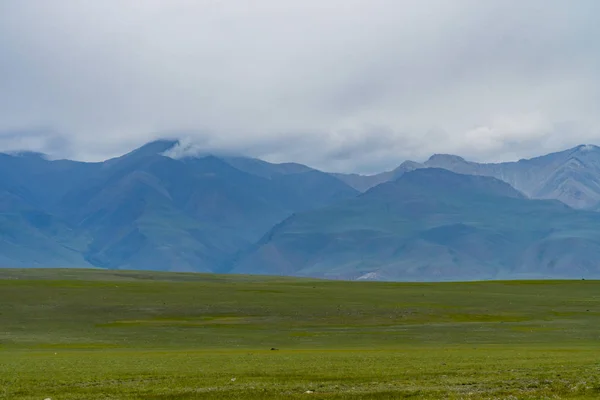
[426,153,467,165]
[400,168,525,199]
[575,144,600,153]
[364,167,524,201]
[160,139,241,160]
[130,139,180,157]
[397,160,423,169]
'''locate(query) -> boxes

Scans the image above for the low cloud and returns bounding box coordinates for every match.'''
[0,0,599,172]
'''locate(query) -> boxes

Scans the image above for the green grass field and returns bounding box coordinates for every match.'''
[2,269,600,399]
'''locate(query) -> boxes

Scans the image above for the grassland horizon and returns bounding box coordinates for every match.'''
[2,268,600,399]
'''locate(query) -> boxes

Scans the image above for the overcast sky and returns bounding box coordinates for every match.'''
[1,1,599,173]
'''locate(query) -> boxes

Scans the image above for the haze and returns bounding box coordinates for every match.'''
[1,0,599,173]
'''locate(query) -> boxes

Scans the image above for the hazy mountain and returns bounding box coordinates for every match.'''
[0,152,99,210]
[0,176,91,268]
[0,153,95,268]
[0,140,358,271]
[220,156,313,179]
[67,142,359,271]
[232,168,600,281]
[338,144,600,210]
[3,140,600,279]
[333,161,425,192]
[425,145,600,209]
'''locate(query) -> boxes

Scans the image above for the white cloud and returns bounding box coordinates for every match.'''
[0,0,599,172]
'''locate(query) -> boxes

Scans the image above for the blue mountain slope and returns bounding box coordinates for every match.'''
[0,175,91,268]
[338,145,600,210]
[0,140,358,271]
[4,140,600,279]
[232,169,600,281]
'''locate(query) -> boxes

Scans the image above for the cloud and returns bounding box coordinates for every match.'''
[0,0,599,172]
[0,129,72,157]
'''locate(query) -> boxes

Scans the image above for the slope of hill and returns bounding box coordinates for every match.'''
[4,140,600,278]
[232,168,600,281]
[338,145,600,210]
[0,140,359,271]
[423,145,600,209]
[0,154,95,268]
[220,156,313,178]
[333,161,425,192]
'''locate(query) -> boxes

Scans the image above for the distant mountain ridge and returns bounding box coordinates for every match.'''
[0,139,358,272]
[3,139,600,280]
[335,144,600,210]
[233,168,600,281]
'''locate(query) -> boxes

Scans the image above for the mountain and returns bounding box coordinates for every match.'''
[4,140,600,280]
[424,145,600,209]
[0,153,96,268]
[0,140,358,272]
[0,152,99,210]
[333,161,424,192]
[220,156,313,179]
[0,199,90,269]
[232,168,600,281]
[338,145,600,210]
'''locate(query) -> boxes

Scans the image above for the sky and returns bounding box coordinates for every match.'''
[1,1,599,174]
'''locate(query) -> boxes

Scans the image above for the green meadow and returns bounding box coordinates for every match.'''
[2,269,600,399]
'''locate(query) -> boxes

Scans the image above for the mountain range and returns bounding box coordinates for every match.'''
[2,140,600,280]
[336,144,600,210]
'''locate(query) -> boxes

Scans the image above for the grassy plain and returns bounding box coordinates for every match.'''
[2,269,600,399]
